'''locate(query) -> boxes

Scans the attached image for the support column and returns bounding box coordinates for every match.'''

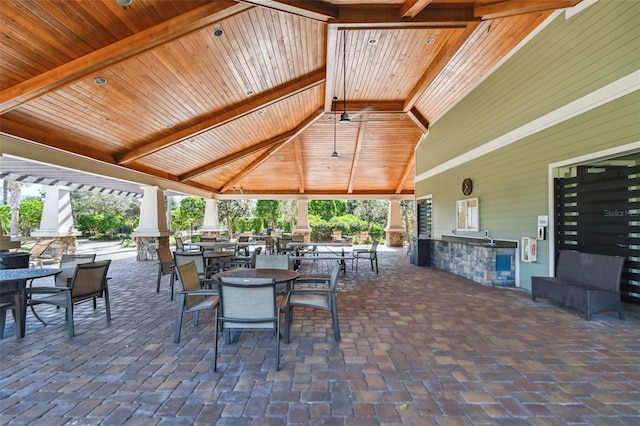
[132,186,170,260]
[31,186,81,257]
[385,199,404,247]
[200,198,223,239]
[293,199,312,243]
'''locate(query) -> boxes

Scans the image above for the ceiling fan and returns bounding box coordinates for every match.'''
[336,30,404,125]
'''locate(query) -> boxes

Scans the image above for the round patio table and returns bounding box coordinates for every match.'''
[0,268,62,338]
[212,268,299,286]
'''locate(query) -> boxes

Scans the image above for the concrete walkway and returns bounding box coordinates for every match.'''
[1,244,639,425]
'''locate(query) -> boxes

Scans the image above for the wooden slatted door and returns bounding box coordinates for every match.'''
[555,165,640,306]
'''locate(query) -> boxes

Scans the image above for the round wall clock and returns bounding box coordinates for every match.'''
[462,178,473,196]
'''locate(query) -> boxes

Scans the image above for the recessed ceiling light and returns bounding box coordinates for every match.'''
[278,156,284,161]
[93,77,107,86]
[426,38,436,44]
[116,0,132,6]
[165,123,174,128]
[246,90,254,96]
[257,110,264,115]
[399,114,406,120]
[368,39,377,45]
[213,28,224,37]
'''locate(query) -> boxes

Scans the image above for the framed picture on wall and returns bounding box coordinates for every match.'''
[456,198,479,231]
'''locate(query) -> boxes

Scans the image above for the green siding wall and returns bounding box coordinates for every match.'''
[415,0,640,289]
[418,0,640,172]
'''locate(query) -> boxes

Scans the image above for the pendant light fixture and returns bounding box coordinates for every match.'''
[339,30,351,124]
[332,97,339,158]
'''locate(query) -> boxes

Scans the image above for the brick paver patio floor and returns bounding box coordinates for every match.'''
[1,243,639,425]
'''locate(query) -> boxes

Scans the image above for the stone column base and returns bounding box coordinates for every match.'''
[135,236,169,261]
[201,230,221,239]
[293,230,311,243]
[385,230,404,247]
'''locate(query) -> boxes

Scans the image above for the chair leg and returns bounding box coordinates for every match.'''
[276,316,281,371]
[193,311,199,326]
[66,293,75,338]
[170,271,175,301]
[103,287,111,321]
[156,268,162,293]
[213,307,219,371]
[284,305,292,344]
[0,309,5,339]
[174,297,185,343]
[29,302,48,325]
[331,298,341,342]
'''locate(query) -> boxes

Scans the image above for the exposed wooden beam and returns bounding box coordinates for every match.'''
[347,118,368,194]
[331,100,406,114]
[404,23,480,113]
[0,2,251,114]
[0,118,117,165]
[475,0,581,20]
[293,138,306,194]
[333,5,479,28]
[401,0,434,18]
[117,69,325,165]
[396,154,415,194]
[406,107,430,134]
[220,108,324,192]
[238,0,338,21]
[179,135,290,182]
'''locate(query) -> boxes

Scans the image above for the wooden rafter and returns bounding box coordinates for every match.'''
[0,2,251,114]
[238,0,338,21]
[219,109,325,193]
[406,108,430,134]
[396,154,415,194]
[404,23,481,113]
[293,138,306,194]
[333,5,478,27]
[347,118,368,194]
[117,69,325,165]
[401,0,434,18]
[475,1,581,20]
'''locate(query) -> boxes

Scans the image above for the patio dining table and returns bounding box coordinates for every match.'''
[0,268,62,338]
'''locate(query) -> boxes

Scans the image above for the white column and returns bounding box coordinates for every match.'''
[293,199,312,242]
[385,199,404,247]
[32,186,80,237]
[132,186,170,237]
[201,199,222,230]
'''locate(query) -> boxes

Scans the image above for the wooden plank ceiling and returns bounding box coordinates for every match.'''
[0,0,580,198]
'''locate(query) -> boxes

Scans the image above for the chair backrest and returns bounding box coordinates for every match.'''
[238,236,250,243]
[156,246,174,274]
[174,251,206,275]
[175,237,185,250]
[57,253,98,287]
[265,236,274,246]
[218,277,277,329]
[29,239,53,258]
[255,254,289,270]
[277,238,292,251]
[201,237,217,242]
[70,260,111,301]
[250,247,263,268]
[175,261,206,309]
[370,240,379,254]
[291,234,304,243]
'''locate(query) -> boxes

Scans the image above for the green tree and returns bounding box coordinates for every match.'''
[256,200,281,229]
[0,205,10,233]
[352,200,388,230]
[18,198,44,236]
[308,200,347,221]
[217,200,254,236]
[171,196,204,235]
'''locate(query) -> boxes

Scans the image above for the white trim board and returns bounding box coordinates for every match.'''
[415,71,640,183]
